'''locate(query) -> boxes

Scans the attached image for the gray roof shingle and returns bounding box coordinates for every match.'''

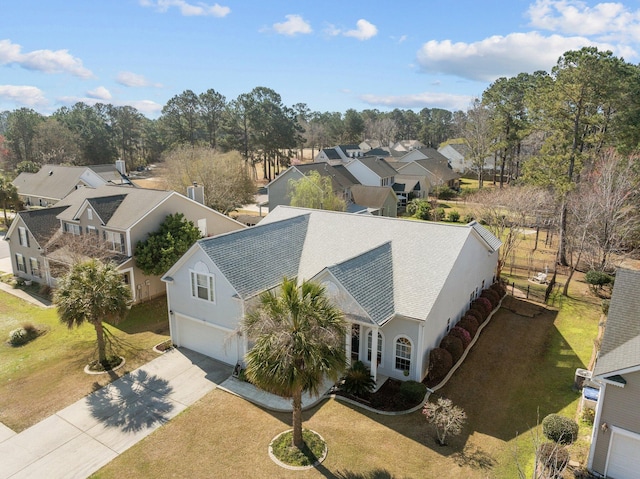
[86,195,127,224]
[594,268,640,377]
[17,206,67,247]
[199,214,309,299]
[355,156,397,178]
[328,242,395,325]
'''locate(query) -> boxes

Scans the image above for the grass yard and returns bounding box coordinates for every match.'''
[93,282,600,479]
[0,292,169,432]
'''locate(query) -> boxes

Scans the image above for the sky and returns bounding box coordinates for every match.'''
[2,0,640,118]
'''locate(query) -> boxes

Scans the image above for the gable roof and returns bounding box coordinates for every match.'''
[320,148,342,160]
[351,156,397,178]
[88,164,132,185]
[403,158,460,184]
[327,242,395,325]
[199,214,309,299]
[295,163,359,190]
[13,206,67,247]
[207,206,501,322]
[56,185,173,229]
[12,165,106,201]
[593,268,640,377]
[350,185,396,209]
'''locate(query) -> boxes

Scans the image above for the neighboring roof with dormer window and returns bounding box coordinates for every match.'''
[13,206,68,247]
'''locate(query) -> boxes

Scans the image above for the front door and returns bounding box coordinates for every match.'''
[351,324,360,360]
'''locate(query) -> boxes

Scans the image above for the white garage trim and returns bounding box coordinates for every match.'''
[605,426,640,479]
[172,311,240,366]
[173,311,236,333]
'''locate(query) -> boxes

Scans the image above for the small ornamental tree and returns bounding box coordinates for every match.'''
[542,414,579,445]
[341,361,376,398]
[584,270,614,296]
[135,213,202,276]
[423,397,467,446]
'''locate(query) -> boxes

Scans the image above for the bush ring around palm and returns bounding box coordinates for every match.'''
[83,356,126,375]
[268,429,328,470]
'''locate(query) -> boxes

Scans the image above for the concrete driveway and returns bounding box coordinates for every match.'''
[0,232,11,274]
[0,348,232,479]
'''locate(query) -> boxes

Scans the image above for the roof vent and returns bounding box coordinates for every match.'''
[49,171,53,176]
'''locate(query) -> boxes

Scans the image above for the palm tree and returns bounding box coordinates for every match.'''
[54,259,132,367]
[242,277,347,449]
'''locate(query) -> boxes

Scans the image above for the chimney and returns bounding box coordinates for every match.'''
[115,159,126,175]
[187,182,205,204]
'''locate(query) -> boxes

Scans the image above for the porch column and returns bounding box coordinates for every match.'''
[345,327,352,367]
[370,328,378,383]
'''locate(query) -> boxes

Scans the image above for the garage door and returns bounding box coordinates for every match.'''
[175,314,239,366]
[606,429,640,479]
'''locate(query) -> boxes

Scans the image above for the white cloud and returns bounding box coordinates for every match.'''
[416,31,631,82]
[140,0,230,17]
[0,85,47,106]
[344,19,378,41]
[0,39,93,78]
[527,0,640,40]
[272,14,312,36]
[116,71,162,88]
[87,86,112,100]
[360,92,473,111]
[325,19,378,40]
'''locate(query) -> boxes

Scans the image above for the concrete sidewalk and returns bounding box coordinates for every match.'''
[0,348,232,479]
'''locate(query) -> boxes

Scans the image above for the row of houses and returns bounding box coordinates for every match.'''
[268,146,460,217]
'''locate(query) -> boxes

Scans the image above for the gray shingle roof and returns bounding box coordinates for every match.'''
[12,165,102,201]
[413,159,460,183]
[321,148,342,160]
[328,242,395,325]
[355,156,397,178]
[296,163,359,190]
[17,206,67,247]
[593,268,640,377]
[199,214,309,299]
[86,195,126,224]
[350,185,395,209]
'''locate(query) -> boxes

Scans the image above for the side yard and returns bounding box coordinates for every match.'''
[0,292,170,432]
[92,280,600,478]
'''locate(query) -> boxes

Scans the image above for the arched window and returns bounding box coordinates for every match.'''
[395,337,412,372]
[367,330,383,365]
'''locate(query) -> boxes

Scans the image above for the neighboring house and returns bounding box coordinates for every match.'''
[162,206,501,383]
[6,185,245,303]
[12,163,130,207]
[391,140,423,152]
[588,268,640,479]
[345,156,397,188]
[395,158,460,193]
[438,143,493,173]
[315,145,363,165]
[396,146,450,164]
[350,185,397,217]
[267,163,397,217]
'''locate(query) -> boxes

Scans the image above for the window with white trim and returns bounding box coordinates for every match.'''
[367,330,383,364]
[64,222,81,235]
[30,257,40,277]
[15,253,26,273]
[104,231,124,253]
[395,337,411,372]
[87,208,93,220]
[18,227,29,247]
[191,271,215,302]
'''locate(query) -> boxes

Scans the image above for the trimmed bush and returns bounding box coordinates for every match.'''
[449,326,472,349]
[473,297,493,316]
[447,210,460,222]
[490,281,506,298]
[440,334,464,364]
[457,316,479,338]
[542,414,579,444]
[537,442,569,475]
[342,360,376,397]
[9,328,29,346]
[481,289,500,308]
[428,348,453,382]
[463,213,475,224]
[399,380,427,405]
[585,270,614,295]
[433,185,457,200]
[465,307,485,324]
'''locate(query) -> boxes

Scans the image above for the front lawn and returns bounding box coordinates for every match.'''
[0,292,169,431]
[92,285,600,478]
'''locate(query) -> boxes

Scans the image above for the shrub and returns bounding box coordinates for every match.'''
[399,380,427,405]
[447,210,460,222]
[537,442,569,476]
[581,407,595,426]
[465,308,485,323]
[482,288,500,305]
[542,414,579,444]
[9,328,29,346]
[433,185,457,200]
[473,297,493,316]
[585,270,614,295]
[342,361,376,397]
[463,213,475,224]
[440,335,464,364]
[433,207,446,221]
[457,316,479,338]
[601,299,610,315]
[449,326,472,349]
[428,348,453,382]
[490,281,506,298]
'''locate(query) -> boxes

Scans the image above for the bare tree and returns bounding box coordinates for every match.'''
[471,186,553,279]
[422,397,467,446]
[462,99,494,188]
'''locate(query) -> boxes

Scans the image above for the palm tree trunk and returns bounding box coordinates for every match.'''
[94,321,107,363]
[292,390,303,449]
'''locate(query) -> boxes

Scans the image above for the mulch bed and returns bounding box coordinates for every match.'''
[335,379,422,412]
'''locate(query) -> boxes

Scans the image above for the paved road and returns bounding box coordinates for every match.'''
[0,232,11,274]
